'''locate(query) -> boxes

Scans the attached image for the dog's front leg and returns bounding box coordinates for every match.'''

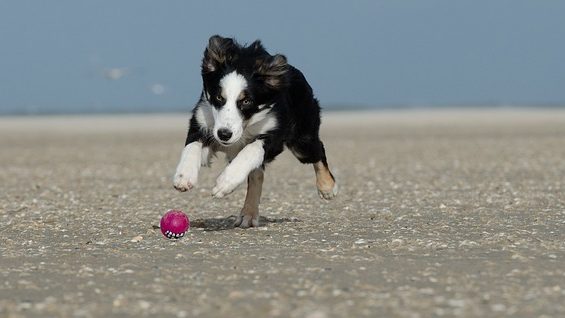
[173,141,202,191]
[212,139,265,198]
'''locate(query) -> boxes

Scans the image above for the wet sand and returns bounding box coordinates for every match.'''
[1,109,564,317]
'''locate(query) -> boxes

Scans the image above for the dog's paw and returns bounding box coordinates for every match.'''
[212,169,245,198]
[318,182,338,200]
[234,211,259,228]
[173,171,197,192]
[201,146,214,167]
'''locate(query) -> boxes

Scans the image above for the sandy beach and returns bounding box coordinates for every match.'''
[1,109,564,317]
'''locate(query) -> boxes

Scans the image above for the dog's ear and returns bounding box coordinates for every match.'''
[255,54,289,89]
[249,40,266,54]
[202,35,237,73]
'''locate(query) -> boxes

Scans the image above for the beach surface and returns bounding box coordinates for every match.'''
[1,109,564,317]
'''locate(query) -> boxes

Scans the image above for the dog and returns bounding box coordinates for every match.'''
[173,35,337,228]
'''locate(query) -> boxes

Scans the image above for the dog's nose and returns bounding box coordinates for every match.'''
[217,128,233,142]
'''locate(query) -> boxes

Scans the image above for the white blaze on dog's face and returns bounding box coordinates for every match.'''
[211,71,247,145]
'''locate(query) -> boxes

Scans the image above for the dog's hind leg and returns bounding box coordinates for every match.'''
[234,167,264,228]
[313,159,337,200]
[313,142,338,200]
[289,138,338,200]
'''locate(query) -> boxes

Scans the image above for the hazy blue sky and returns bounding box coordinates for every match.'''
[1,1,564,114]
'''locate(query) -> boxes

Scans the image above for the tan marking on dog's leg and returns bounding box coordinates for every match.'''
[314,161,338,200]
[234,168,264,228]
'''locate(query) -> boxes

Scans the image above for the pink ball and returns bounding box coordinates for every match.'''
[160,210,190,239]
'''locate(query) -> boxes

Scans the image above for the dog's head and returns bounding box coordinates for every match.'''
[200,35,288,145]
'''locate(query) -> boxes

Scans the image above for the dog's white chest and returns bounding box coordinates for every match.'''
[216,142,246,162]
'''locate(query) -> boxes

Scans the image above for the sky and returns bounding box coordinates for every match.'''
[1,0,564,114]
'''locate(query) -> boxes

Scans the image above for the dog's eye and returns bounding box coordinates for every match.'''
[215,95,224,103]
[241,98,252,106]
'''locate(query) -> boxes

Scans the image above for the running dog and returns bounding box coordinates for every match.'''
[173,35,337,228]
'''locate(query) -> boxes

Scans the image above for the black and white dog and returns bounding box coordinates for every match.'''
[173,35,337,228]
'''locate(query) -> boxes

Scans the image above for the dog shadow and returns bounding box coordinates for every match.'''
[190,215,301,231]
